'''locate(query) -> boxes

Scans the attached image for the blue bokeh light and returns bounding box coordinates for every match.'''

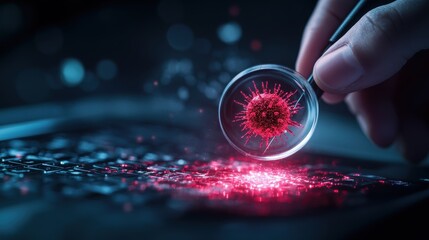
[217,22,242,44]
[166,24,194,51]
[61,58,85,86]
[96,59,118,81]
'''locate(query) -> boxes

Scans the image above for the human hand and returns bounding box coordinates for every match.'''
[296,0,429,163]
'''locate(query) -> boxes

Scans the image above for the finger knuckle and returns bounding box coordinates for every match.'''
[363,6,404,45]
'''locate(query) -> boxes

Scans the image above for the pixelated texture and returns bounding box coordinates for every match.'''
[0,125,427,216]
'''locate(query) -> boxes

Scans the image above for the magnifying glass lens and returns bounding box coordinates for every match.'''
[218,64,319,160]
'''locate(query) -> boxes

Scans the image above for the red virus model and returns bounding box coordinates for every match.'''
[234,81,301,146]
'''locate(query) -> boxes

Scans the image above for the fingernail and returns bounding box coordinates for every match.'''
[314,44,364,91]
[356,115,369,138]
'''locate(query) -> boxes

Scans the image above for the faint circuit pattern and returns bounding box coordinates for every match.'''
[132,157,411,216]
[0,126,419,216]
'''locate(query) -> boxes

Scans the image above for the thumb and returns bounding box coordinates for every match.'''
[313,0,429,94]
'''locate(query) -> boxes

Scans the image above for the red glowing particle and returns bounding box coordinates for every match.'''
[233,81,301,146]
[250,39,262,51]
[229,5,240,17]
[136,136,144,143]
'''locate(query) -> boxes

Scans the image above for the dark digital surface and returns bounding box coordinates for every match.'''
[1,122,429,239]
[1,1,429,239]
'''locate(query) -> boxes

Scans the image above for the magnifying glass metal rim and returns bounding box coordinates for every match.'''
[218,64,319,160]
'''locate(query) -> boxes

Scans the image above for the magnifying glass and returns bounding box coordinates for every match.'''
[219,0,372,160]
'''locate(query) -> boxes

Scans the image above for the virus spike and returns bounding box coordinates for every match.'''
[252,81,261,96]
[273,83,281,95]
[233,100,248,107]
[262,81,269,94]
[240,91,252,102]
[233,81,301,148]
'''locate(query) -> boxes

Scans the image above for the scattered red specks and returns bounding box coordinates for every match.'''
[0,150,414,217]
[233,81,301,146]
[229,5,240,17]
[132,158,357,216]
[250,39,262,51]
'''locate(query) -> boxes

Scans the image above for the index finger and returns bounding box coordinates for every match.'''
[295,0,357,78]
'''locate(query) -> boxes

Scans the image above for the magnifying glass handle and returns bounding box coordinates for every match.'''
[307,0,370,97]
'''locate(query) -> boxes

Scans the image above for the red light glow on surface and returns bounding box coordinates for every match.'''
[233,81,301,146]
[128,157,388,216]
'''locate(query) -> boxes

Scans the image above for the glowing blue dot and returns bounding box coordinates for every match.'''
[166,24,194,51]
[177,86,189,100]
[96,59,118,80]
[61,58,84,86]
[217,22,242,44]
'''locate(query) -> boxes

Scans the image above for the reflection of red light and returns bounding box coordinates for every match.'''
[129,157,369,216]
